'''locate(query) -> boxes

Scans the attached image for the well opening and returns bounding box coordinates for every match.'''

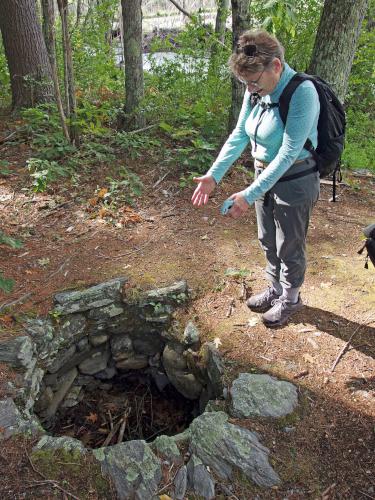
[44,369,197,448]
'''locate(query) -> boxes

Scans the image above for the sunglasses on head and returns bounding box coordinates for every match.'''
[236,43,269,58]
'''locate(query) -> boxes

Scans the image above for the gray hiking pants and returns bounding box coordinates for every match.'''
[254,158,320,290]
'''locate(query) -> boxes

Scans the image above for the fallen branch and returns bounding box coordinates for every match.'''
[128,123,158,135]
[0,292,33,312]
[330,313,375,372]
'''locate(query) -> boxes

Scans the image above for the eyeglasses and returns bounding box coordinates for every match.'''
[239,67,266,88]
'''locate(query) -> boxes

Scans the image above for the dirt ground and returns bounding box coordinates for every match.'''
[0,114,375,499]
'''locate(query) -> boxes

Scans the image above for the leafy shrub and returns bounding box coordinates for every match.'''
[0,232,22,293]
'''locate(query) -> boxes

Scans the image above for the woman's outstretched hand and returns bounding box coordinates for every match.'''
[191,175,216,207]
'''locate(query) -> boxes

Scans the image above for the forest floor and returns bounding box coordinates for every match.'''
[0,113,375,499]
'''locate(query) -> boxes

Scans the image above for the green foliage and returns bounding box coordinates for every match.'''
[26,158,71,192]
[0,231,22,293]
[342,109,375,171]
[224,268,250,278]
[105,166,143,206]
[0,40,10,105]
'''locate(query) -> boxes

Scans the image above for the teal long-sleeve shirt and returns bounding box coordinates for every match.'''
[207,63,320,205]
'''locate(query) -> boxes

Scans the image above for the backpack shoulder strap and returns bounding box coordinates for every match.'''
[278,72,316,154]
[278,72,310,125]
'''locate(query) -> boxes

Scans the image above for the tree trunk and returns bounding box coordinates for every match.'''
[41,0,70,141]
[121,0,145,130]
[57,0,79,145]
[0,0,53,110]
[308,0,368,102]
[215,0,230,44]
[228,0,251,132]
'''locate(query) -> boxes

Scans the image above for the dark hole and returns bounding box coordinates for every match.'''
[47,371,197,449]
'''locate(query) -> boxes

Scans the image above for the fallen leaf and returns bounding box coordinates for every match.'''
[98,207,109,218]
[97,187,108,199]
[0,315,14,325]
[159,495,172,500]
[85,412,98,424]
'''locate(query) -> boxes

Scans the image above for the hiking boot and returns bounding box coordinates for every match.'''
[262,295,303,328]
[246,287,281,313]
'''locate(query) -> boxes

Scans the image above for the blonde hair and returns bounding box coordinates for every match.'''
[229,29,285,79]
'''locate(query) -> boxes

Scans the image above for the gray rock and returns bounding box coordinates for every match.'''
[34,386,54,413]
[56,314,87,343]
[152,435,181,461]
[25,319,56,360]
[110,334,133,361]
[22,367,45,411]
[230,373,298,419]
[174,466,187,500]
[187,454,215,500]
[54,277,128,314]
[89,334,109,347]
[93,440,162,500]
[0,336,35,370]
[0,398,28,440]
[34,435,86,454]
[77,338,89,351]
[78,348,110,375]
[61,386,83,408]
[189,411,280,488]
[162,343,187,372]
[42,368,78,420]
[163,344,202,400]
[132,332,164,356]
[183,321,200,345]
[53,345,107,376]
[150,369,169,392]
[116,355,148,370]
[88,303,124,321]
[94,366,117,380]
[203,342,224,398]
[47,345,76,374]
[138,280,188,307]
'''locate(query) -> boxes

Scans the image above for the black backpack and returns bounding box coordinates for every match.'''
[278,73,346,178]
[358,223,375,269]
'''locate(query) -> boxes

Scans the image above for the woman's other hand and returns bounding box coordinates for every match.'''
[227,191,249,218]
[191,175,216,207]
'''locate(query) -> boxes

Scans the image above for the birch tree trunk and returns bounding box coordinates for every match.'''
[308,0,368,102]
[121,0,145,130]
[228,0,251,132]
[0,0,53,110]
[215,0,230,44]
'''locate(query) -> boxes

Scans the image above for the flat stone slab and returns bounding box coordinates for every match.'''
[230,373,298,418]
[34,435,86,454]
[188,411,280,488]
[54,277,128,314]
[93,440,162,500]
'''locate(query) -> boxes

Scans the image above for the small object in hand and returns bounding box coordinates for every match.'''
[220,198,234,215]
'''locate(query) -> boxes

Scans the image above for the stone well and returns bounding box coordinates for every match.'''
[0,277,290,499]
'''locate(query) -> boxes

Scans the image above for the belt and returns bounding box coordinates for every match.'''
[254,158,307,169]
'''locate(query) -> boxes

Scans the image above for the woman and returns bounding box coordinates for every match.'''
[191,29,320,328]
